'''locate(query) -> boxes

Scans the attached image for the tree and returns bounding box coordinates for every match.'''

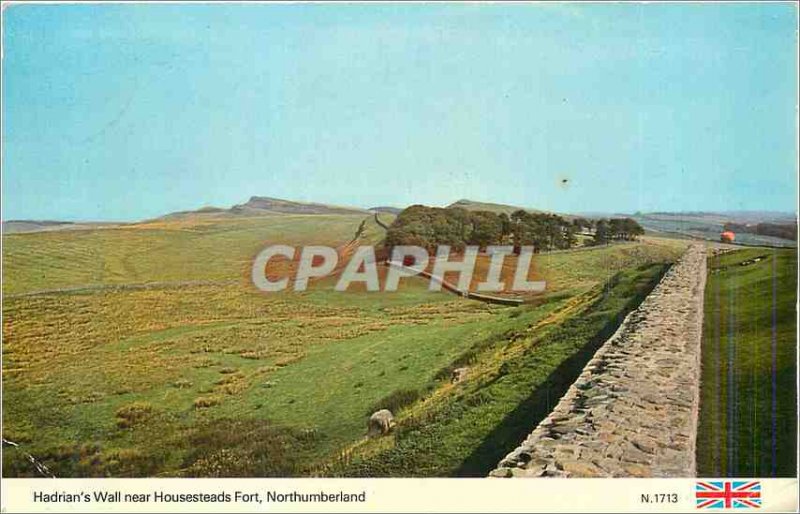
[594,219,609,245]
[468,211,503,249]
[622,218,645,240]
[498,213,513,243]
[385,205,580,253]
[609,218,624,241]
[572,217,590,232]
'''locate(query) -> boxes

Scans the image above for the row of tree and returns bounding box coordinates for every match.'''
[384,205,645,252]
[508,210,576,251]
[384,205,506,251]
[593,217,646,244]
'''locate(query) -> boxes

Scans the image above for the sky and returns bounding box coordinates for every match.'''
[2,2,798,221]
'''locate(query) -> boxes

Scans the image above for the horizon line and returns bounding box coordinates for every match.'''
[2,195,798,225]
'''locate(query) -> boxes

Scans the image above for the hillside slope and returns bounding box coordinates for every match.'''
[161,196,369,220]
[447,199,540,215]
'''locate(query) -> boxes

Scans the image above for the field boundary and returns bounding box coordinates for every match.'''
[491,243,707,477]
[384,261,524,306]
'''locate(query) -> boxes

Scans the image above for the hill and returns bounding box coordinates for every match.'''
[633,212,797,247]
[368,206,403,215]
[231,196,369,215]
[446,199,582,221]
[2,220,76,234]
[446,199,540,216]
[160,196,370,220]
[1,220,122,234]
[3,209,687,478]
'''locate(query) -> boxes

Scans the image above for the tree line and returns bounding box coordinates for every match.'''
[591,217,645,244]
[384,205,644,252]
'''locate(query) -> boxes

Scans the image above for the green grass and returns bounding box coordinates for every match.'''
[326,262,669,477]
[1,283,494,476]
[696,248,797,477]
[2,213,388,295]
[2,214,685,477]
[533,239,682,294]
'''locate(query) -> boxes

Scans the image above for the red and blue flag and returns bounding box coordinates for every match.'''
[696,481,761,509]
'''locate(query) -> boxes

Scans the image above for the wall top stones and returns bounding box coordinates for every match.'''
[491,244,707,478]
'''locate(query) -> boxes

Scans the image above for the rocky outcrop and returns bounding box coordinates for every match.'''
[490,244,707,478]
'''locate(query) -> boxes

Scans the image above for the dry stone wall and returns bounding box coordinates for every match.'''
[490,243,707,478]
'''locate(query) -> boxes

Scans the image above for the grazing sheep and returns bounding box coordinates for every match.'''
[451,367,469,384]
[367,409,395,436]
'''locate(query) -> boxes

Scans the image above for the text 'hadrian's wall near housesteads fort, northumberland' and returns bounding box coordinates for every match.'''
[491,244,708,478]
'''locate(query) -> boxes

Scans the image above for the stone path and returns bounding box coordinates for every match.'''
[490,243,707,478]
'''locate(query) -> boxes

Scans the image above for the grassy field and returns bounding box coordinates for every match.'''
[2,213,686,477]
[326,262,670,477]
[2,213,389,296]
[697,248,797,477]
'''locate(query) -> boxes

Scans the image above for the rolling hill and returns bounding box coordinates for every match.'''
[368,206,403,215]
[446,199,582,221]
[1,220,123,234]
[632,212,797,247]
[446,199,540,215]
[160,196,370,220]
[2,207,687,478]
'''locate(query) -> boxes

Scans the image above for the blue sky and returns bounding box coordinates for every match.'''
[2,3,797,221]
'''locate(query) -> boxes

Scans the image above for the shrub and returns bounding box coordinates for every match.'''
[193,396,221,409]
[366,389,420,416]
[181,419,319,477]
[114,402,153,429]
[102,448,165,477]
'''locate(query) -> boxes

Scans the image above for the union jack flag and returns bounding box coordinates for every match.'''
[696,481,762,509]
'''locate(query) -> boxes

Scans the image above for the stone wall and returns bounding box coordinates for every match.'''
[490,243,707,478]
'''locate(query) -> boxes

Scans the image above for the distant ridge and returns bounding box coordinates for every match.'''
[231,196,369,215]
[446,199,585,220]
[640,211,796,224]
[159,196,370,220]
[8,195,795,235]
[1,220,122,234]
[368,206,403,215]
[631,211,797,247]
[446,199,543,215]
